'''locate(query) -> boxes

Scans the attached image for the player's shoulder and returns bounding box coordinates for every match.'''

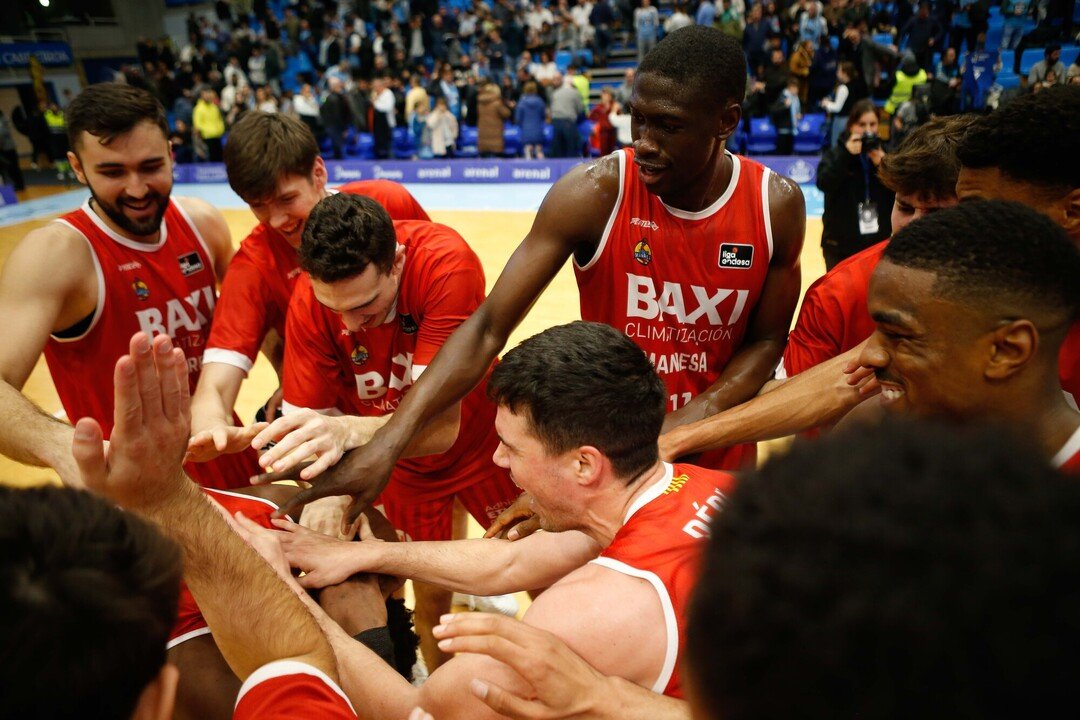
[810,239,887,295]
[548,151,622,209]
[3,221,94,287]
[173,195,225,225]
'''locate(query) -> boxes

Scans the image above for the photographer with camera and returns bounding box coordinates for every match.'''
[816,99,894,269]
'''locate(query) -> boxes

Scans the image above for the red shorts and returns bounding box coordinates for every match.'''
[377,468,520,542]
[167,488,280,648]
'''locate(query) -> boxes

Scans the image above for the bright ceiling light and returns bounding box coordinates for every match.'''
[40,0,51,7]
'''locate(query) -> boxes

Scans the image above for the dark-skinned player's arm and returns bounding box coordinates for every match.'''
[71,332,342,687]
[661,172,806,433]
[268,158,622,520]
[659,340,876,459]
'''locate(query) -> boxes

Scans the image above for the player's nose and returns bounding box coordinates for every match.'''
[859,333,889,370]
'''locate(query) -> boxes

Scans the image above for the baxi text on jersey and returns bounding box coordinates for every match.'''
[135,286,216,346]
[353,351,414,404]
[625,273,749,326]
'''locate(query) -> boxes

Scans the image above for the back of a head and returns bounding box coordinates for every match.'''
[0,486,180,719]
[488,321,666,480]
[224,111,320,202]
[882,200,1080,331]
[636,25,746,108]
[65,82,168,153]
[299,192,397,283]
[956,85,1079,196]
[688,419,1080,720]
[877,114,974,200]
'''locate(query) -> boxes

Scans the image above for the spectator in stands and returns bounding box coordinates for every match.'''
[192,87,225,162]
[590,0,615,67]
[634,0,661,64]
[549,72,583,157]
[614,68,634,105]
[169,118,194,165]
[900,1,944,71]
[248,45,267,87]
[885,52,927,115]
[933,47,962,114]
[798,0,829,49]
[841,20,899,95]
[0,109,24,192]
[477,79,511,157]
[427,96,459,158]
[1069,59,1080,84]
[1000,0,1033,51]
[665,3,694,34]
[817,99,893,269]
[716,0,746,40]
[567,62,590,108]
[320,77,352,160]
[790,39,815,103]
[372,75,398,159]
[750,47,792,117]
[294,83,322,137]
[516,80,549,159]
[949,0,988,55]
[808,22,839,105]
[405,75,430,130]
[430,65,463,119]
[697,0,718,27]
[772,76,803,154]
[821,61,863,147]
[743,3,771,72]
[1028,44,1066,87]
[588,87,618,156]
[255,86,278,114]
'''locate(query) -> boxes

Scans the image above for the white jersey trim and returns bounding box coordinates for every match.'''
[660,152,741,221]
[166,626,211,650]
[1065,390,1078,412]
[772,355,789,380]
[203,487,281,513]
[623,462,673,525]
[203,348,255,375]
[236,659,355,713]
[1051,423,1080,469]
[50,219,106,343]
[574,150,626,272]
[761,167,775,261]
[588,556,679,695]
[171,198,216,270]
[78,198,168,252]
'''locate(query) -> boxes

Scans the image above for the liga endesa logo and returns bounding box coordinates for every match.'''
[718,243,754,269]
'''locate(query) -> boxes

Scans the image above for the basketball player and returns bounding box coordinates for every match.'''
[660,86,1080,458]
[265,25,806,523]
[249,192,520,669]
[4,333,357,720]
[189,111,429,463]
[267,321,737,718]
[0,82,256,490]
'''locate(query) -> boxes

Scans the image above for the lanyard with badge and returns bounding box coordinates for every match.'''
[858,153,879,236]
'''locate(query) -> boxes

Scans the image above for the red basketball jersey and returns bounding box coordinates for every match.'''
[591,462,737,698]
[1060,321,1080,411]
[576,149,774,471]
[206,180,430,373]
[1055,425,1080,474]
[778,240,886,379]
[44,200,257,489]
[169,487,280,648]
[235,661,356,719]
[283,220,501,501]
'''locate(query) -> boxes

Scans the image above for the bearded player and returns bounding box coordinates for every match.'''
[0,82,256,489]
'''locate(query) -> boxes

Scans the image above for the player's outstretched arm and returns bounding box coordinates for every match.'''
[275,515,601,595]
[271,158,622,521]
[660,341,875,458]
[188,361,265,462]
[432,613,691,720]
[0,226,97,485]
[71,332,337,683]
[663,172,806,431]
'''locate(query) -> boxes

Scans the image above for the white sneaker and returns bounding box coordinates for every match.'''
[452,592,520,616]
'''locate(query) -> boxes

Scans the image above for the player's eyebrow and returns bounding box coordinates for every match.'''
[496,434,515,452]
[871,309,913,328]
[94,156,166,169]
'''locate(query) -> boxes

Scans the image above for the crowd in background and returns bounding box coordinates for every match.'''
[14,0,1080,165]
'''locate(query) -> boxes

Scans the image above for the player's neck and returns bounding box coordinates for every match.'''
[657,148,733,214]
[1031,400,1080,463]
[582,461,668,548]
[88,198,162,245]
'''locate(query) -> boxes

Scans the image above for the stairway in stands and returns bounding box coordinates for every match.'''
[588,44,637,106]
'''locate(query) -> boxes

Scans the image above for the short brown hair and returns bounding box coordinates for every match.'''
[223,111,320,202]
[66,83,168,151]
[878,115,975,200]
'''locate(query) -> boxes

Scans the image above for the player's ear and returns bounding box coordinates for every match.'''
[985,319,1036,380]
[573,446,604,487]
[311,155,328,190]
[131,663,179,720]
[717,98,742,142]
[1058,187,1080,242]
[68,150,86,185]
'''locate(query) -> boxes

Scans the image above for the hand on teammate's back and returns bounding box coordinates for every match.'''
[72,332,194,511]
[483,492,541,541]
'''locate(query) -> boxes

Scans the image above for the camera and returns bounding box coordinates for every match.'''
[860,132,881,153]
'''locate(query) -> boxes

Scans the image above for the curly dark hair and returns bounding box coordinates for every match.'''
[637,25,747,108]
[883,199,1080,322]
[299,192,397,283]
[488,321,666,481]
[688,418,1080,720]
[956,85,1079,194]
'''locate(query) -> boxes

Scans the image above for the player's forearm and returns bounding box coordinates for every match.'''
[0,381,78,480]
[190,363,245,432]
[661,349,867,456]
[149,481,336,681]
[661,337,786,432]
[361,538,536,595]
[605,677,690,720]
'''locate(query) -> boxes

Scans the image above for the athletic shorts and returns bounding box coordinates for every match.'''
[377,468,520,542]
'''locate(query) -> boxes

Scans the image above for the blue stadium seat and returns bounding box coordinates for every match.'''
[555,50,573,73]
[576,49,594,67]
[346,132,375,159]
[542,123,554,153]
[745,118,778,154]
[577,119,596,156]
[872,33,894,46]
[793,113,827,154]
[995,71,1021,89]
[984,23,1003,51]
[1018,48,1044,75]
[998,50,1015,71]
[392,126,415,159]
[1061,46,1079,68]
[457,125,479,157]
[503,124,522,157]
[727,130,746,155]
